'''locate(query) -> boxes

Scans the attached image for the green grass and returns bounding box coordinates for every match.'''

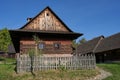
[0,64,99,80]
[0,57,16,64]
[97,63,120,80]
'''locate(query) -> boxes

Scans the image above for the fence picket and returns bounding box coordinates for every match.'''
[16,54,96,73]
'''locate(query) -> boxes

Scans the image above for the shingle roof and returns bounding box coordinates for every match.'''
[95,32,120,53]
[76,32,120,54]
[76,36,104,54]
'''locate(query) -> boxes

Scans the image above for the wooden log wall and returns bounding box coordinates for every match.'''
[20,39,73,55]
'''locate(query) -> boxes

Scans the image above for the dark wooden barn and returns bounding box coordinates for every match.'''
[95,32,120,63]
[76,32,120,63]
[9,7,82,57]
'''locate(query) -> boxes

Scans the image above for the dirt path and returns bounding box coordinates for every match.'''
[88,67,112,80]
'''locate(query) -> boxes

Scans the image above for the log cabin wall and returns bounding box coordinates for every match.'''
[20,37,73,55]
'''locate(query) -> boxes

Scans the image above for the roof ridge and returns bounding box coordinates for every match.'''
[79,35,104,46]
[93,36,104,53]
[105,32,120,39]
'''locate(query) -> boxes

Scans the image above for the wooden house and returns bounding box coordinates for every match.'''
[76,32,120,63]
[9,7,82,57]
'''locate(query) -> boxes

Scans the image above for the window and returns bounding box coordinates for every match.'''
[54,43,60,49]
[46,13,49,16]
[38,43,45,49]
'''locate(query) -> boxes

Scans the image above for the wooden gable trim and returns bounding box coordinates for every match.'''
[19,6,73,32]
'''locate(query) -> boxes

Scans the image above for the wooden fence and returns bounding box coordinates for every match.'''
[16,54,96,73]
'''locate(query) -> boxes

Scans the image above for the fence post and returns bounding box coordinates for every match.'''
[16,54,20,73]
[16,54,96,72]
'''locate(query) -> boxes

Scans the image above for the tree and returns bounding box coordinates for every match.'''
[72,38,87,48]
[0,28,11,52]
[72,40,78,48]
[79,38,87,44]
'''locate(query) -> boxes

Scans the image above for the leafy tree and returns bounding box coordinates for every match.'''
[0,28,11,52]
[72,38,87,49]
[79,38,87,44]
[72,40,78,48]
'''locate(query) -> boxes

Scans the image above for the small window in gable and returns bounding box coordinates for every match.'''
[54,43,61,49]
[47,13,49,16]
[38,43,45,49]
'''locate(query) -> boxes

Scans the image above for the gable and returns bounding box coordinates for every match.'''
[20,7,72,32]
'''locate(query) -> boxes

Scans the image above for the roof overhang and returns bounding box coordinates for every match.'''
[9,29,83,53]
[9,29,82,39]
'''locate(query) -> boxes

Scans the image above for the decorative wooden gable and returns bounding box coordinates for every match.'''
[21,7,72,32]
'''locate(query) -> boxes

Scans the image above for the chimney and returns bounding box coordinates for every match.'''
[27,18,32,22]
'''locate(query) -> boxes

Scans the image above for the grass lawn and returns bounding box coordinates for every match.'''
[97,63,120,80]
[0,64,99,80]
[0,57,16,64]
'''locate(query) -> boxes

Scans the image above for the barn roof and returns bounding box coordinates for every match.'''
[76,36,104,54]
[95,32,120,53]
[76,32,120,54]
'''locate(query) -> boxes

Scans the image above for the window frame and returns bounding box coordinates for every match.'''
[38,42,45,50]
[54,42,61,49]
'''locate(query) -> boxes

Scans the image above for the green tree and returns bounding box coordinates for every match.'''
[0,28,11,52]
[72,38,87,49]
[72,40,78,48]
[79,38,87,44]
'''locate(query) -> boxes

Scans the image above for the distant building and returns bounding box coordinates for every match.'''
[0,44,16,58]
[76,32,120,63]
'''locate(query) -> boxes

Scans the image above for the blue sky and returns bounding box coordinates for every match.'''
[0,0,120,40]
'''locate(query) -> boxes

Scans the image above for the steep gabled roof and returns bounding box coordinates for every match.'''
[76,36,104,54]
[20,6,73,32]
[95,32,120,53]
